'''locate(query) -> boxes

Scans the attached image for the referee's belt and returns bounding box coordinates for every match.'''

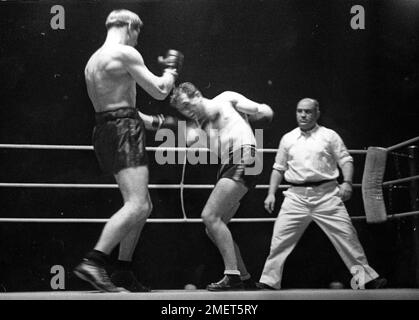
[287,179,336,187]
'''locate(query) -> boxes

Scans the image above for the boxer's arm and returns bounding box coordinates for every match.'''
[120,46,176,100]
[221,91,274,125]
[246,104,274,126]
[221,91,260,114]
[138,112,164,130]
[139,111,199,148]
[138,111,179,131]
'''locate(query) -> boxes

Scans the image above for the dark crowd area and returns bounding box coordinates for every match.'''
[0,0,418,292]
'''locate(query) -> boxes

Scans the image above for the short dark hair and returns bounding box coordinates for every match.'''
[105,9,143,31]
[170,82,200,108]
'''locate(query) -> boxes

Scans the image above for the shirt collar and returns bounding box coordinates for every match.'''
[298,124,320,137]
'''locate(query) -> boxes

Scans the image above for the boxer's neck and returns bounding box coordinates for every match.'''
[105,28,130,46]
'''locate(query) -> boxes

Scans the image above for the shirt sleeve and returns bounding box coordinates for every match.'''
[330,131,353,168]
[273,136,288,172]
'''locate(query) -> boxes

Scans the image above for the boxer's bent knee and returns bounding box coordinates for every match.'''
[123,200,152,223]
[201,211,221,227]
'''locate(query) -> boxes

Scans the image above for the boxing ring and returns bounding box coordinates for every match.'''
[0,136,419,300]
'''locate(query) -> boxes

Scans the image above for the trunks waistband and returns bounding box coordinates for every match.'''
[288,179,336,187]
[95,107,138,125]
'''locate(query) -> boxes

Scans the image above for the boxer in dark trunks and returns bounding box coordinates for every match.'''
[217,145,259,190]
[93,108,149,174]
[73,9,183,292]
[157,82,273,290]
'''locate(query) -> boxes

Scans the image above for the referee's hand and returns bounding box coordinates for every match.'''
[264,194,276,214]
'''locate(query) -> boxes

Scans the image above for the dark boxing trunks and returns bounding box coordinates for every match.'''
[92,107,148,174]
[217,145,260,190]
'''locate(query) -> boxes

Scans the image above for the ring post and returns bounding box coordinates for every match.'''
[408,145,419,287]
[362,147,388,223]
[408,146,419,210]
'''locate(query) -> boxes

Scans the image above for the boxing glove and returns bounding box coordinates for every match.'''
[151,114,179,130]
[158,49,184,78]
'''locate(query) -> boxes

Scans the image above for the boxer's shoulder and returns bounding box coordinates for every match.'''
[214,91,239,103]
[95,44,144,66]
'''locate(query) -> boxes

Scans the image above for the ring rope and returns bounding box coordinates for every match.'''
[180,151,187,219]
[389,151,412,159]
[1,137,417,224]
[0,182,362,189]
[0,218,275,223]
[382,175,419,187]
[0,143,367,154]
[386,136,419,152]
[1,210,418,223]
[386,211,419,220]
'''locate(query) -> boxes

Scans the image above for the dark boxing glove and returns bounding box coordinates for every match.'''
[151,114,179,131]
[158,49,184,78]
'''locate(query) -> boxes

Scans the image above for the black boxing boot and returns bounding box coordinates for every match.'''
[111,260,151,292]
[73,250,127,293]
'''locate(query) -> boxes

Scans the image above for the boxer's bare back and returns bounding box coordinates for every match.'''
[85,44,136,113]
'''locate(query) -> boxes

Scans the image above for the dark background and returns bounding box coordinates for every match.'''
[0,0,418,292]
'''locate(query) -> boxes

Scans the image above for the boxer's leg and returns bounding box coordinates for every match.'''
[95,166,151,253]
[118,191,152,262]
[109,170,152,292]
[202,178,248,290]
[74,166,150,292]
[205,201,251,281]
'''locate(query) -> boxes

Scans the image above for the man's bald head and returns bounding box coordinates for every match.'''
[297,98,319,111]
[296,98,320,131]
